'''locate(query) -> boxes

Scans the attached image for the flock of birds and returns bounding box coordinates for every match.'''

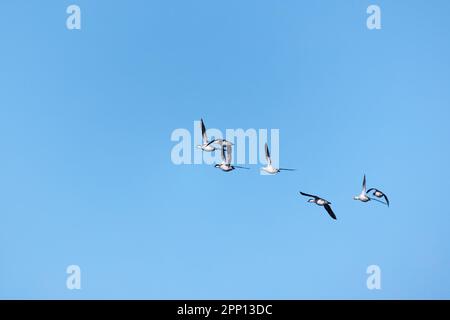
[197,118,390,220]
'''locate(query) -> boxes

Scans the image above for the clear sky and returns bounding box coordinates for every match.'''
[1,0,450,299]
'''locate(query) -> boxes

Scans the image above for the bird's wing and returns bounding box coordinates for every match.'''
[265,143,272,165]
[362,174,367,194]
[220,145,226,162]
[382,193,390,207]
[299,192,318,199]
[234,165,250,170]
[279,168,295,171]
[324,204,337,220]
[366,188,375,194]
[226,145,232,164]
[211,139,229,147]
[200,119,207,144]
[223,140,233,146]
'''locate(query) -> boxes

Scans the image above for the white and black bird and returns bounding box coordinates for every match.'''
[353,174,371,203]
[215,144,248,172]
[299,192,336,220]
[367,188,390,207]
[261,143,295,175]
[197,118,217,152]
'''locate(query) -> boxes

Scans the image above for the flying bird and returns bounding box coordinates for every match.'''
[214,144,249,172]
[353,174,371,203]
[299,192,336,220]
[367,188,390,207]
[354,175,389,206]
[197,118,218,152]
[261,143,295,174]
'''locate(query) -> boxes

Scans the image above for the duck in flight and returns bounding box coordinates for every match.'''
[197,118,217,152]
[215,144,249,172]
[353,175,389,206]
[367,188,390,207]
[299,192,336,220]
[261,143,295,175]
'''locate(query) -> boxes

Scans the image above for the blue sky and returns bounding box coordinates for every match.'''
[1,0,450,299]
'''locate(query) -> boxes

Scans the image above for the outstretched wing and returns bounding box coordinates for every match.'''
[299,192,318,199]
[226,145,232,165]
[366,188,375,194]
[222,139,233,146]
[382,193,390,207]
[220,145,226,162]
[324,204,337,220]
[207,139,233,147]
[265,143,272,165]
[200,119,208,144]
[362,174,367,194]
[279,168,295,171]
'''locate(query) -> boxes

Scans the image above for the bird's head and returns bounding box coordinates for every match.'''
[307,199,315,203]
[353,196,359,200]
